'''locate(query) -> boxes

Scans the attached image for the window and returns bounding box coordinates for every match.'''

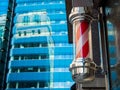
[24,31,27,36]
[14,56,19,60]
[24,56,29,59]
[31,43,39,47]
[32,55,39,59]
[20,55,39,60]
[20,67,38,72]
[11,68,18,73]
[18,82,37,88]
[41,55,48,59]
[17,81,48,88]
[40,67,46,72]
[38,29,41,34]
[14,44,20,48]
[22,44,29,48]
[32,30,35,35]
[21,43,39,48]
[18,32,21,36]
[23,16,30,23]
[33,15,40,23]
[39,81,46,88]
[9,82,16,88]
[21,56,24,60]
[0,26,4,37]
[41,43,48,47]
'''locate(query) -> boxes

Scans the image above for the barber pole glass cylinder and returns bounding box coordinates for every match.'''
[75,20,89,59]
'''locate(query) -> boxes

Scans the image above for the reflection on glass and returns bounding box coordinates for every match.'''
[105,1,120,89]
[0,14,7,58]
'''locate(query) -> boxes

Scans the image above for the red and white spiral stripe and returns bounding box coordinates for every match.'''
[75,20,89,59]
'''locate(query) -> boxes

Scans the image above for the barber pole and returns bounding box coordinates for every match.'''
[75,20,89,59]
[69,7,96,87]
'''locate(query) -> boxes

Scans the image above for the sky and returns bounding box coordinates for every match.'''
[0,0,8,15]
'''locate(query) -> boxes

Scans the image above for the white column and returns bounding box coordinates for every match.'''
[16,82,19,89]
[37,82,39,88]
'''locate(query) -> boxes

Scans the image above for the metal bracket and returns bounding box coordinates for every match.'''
[72,0,93,7]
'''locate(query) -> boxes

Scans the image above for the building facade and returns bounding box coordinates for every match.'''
[6,0,74,90]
